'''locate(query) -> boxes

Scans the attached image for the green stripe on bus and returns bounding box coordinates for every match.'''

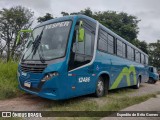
[110,66,137,89]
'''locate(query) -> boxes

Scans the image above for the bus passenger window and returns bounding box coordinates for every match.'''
[127,46,132,60]
[131,48,134,61]
[141,54,145,64]
[117,39,123,56]
[122,43,126,58]
[135,50,140,63]
[144,56,148,65]
[108,35,114,54]
[98,30,108,52]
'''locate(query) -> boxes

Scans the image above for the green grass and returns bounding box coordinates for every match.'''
[100,94,156,111]
[44,88,158,120]
[46,90,156,112]
[1,117,22,120]
[0,60,23,100]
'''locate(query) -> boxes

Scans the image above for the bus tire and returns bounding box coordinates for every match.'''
[95,77,105,97]
[134,77,140,89]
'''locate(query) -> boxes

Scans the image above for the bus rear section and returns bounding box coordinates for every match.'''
[95,24,149,90]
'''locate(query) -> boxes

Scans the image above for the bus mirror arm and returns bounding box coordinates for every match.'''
[16,29,33,45]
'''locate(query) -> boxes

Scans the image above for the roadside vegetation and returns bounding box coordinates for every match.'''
[45,89,157,111]
[0,60,22,100]
[44,89,159,120]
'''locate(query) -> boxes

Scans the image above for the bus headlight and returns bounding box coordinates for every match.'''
[41,72,59,82]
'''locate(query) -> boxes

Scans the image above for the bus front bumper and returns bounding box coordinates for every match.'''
[18,85,62,100]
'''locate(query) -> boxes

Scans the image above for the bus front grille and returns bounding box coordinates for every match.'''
[20,63,47,73]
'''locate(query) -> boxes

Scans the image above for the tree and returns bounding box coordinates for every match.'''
[65,8,140,43]
[131,39,148,54]
[138,41,148,54]
[37,13,53,23]
[61,12,69,16]
[0,6,34,61]
[80,8,93,17]
[148,40,160,68]
[94,11,139,43]
[65,8,147,53]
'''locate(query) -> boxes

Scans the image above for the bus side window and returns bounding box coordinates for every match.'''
[145,56,148,65]
[117,39,123,57]
[122,42,126,58]
[98,29,108,52]
[141,54,145,64]
[108,34,114,54]
[131,48,134,61]
[127,46,132,60]
[135,50,140,63]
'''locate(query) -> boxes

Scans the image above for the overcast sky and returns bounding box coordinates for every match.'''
[0,0,160,43]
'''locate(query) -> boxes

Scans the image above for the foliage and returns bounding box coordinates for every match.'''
[0,6,34,61]
[62,8,140,43]
[132,40,148,54]
[148,40,160,68]
[37,13,54,23]
[60,8,149,54]
[61,11,69,16]
[95,11,139,43]
[0,60,23,99]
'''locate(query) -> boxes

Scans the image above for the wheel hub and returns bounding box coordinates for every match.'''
[97,81,104,94]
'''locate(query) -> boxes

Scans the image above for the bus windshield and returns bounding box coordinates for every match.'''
[22,21,72,61]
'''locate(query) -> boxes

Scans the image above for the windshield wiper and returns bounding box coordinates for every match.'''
[22,30,45,63]
[32,30,43,56]
[31,30,46,63]
[38,45,45,63]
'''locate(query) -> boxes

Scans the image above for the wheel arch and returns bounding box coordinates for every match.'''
[138,74,142,83]
[97,71,110,94]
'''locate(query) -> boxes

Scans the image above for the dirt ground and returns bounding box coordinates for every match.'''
[0,81,160,111]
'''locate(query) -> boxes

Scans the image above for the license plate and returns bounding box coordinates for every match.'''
[24,81,31,88]
[21,72,27,76]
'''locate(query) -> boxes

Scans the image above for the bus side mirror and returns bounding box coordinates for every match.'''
[78,21,85,42]
[16,30,33,45]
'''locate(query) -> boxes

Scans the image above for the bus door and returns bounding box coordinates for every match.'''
[68,19,96,94]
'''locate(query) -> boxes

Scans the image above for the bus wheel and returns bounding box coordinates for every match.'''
[95,77,105,97]
[134,77,140,89]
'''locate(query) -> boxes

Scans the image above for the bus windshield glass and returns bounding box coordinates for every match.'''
[22,21,72,61]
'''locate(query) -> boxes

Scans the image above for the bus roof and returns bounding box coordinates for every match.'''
[35,14,148,56]
[35,15,97,28]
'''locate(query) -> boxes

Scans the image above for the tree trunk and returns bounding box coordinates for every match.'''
[11,33,17,59]
[7,41,10,62]
[0,50,3,58]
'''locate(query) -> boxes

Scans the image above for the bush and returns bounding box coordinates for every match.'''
[0,60,23,99]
